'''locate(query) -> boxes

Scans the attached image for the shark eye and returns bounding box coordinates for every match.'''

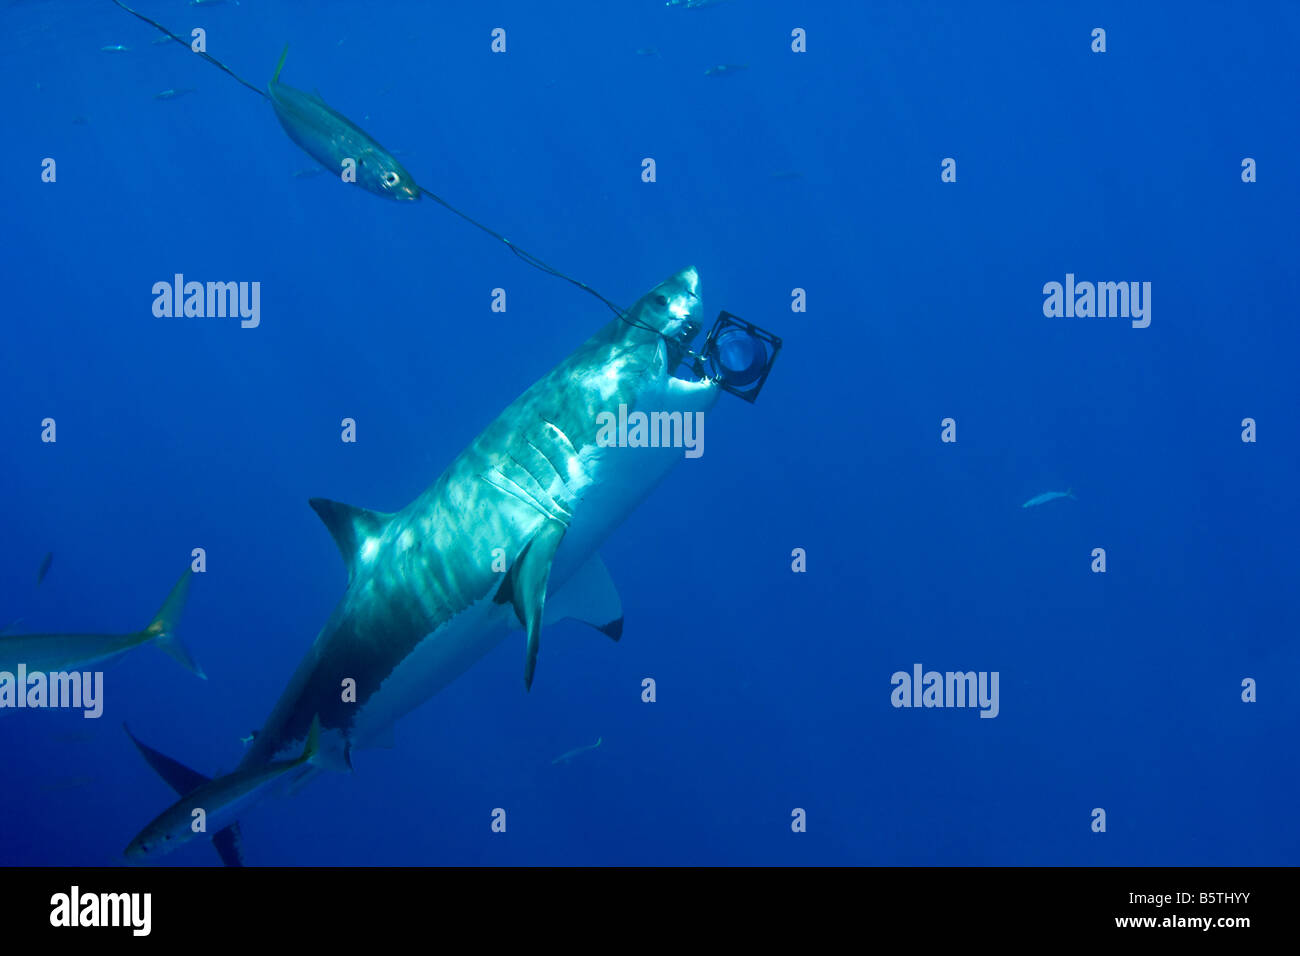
[653,294,668,306]
[383,171,400,187]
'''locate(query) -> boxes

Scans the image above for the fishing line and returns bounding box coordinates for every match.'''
[418,187,656,330]
[110,0,267,99]
[108,0,664,337]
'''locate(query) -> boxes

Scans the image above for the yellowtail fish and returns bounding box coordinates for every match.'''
[109,1,419,202]
[551,737,603,765]
[267,46,420,200]
[0,569,201,677]
[124,717,319,860]
[1021,488,1076,508]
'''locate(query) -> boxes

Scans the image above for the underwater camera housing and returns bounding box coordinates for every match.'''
[685,311,783,403]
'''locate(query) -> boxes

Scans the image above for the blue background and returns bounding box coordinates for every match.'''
[1,0,1296,865]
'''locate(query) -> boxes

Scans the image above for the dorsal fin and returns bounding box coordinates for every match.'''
[271,43,289,85]
[308,497,392,580]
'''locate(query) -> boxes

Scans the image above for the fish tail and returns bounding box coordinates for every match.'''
[143,568,205,679]
[272,44,289,85]
[123,724,244,866]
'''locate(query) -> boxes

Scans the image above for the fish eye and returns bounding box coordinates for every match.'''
[383,171,400,187]
[653,294,668,306]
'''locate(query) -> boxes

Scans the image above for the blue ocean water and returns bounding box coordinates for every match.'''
[2,0,1297,866]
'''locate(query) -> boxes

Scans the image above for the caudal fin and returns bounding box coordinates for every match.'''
[123,723,243,866]
[143,568,204,679]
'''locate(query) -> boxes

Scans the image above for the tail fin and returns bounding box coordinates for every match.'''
[272,44,289,85]
[143,568,204,679]
[123,723,244,866]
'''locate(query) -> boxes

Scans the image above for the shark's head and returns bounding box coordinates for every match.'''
[620,267,713,389]
[633,266,702,341]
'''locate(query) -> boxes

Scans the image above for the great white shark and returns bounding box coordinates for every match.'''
[127,266,720,862]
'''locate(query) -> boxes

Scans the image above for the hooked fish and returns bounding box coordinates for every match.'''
[0,569,201,677]
[267,47,420,201]
[1021,488,1076,509]
[124,716,319,860]
[100,44,131,53]
[109,1,420,202]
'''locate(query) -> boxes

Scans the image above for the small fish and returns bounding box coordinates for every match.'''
[125,716,320,858]
[636,48,660,57]
[100,44,131,53]
[36,552,53,588]
[667,0,731,8]
[70,115,90,126]
[153,87,197,101]
[151,36,172,46]
[704,63,748,77]
[268,46,421,201]
[0,569,202,677]
[551,737,603,765]
[291,166,327,179]
[1021,488,1076,509]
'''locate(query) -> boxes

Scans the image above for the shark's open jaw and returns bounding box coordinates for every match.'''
[665,318,705,384]
[644,266,711,387]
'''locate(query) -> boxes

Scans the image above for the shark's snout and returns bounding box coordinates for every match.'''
[676,266,699,298]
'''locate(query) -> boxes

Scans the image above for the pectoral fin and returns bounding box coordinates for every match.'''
[494,519,566,691]
[542,553,623,640]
